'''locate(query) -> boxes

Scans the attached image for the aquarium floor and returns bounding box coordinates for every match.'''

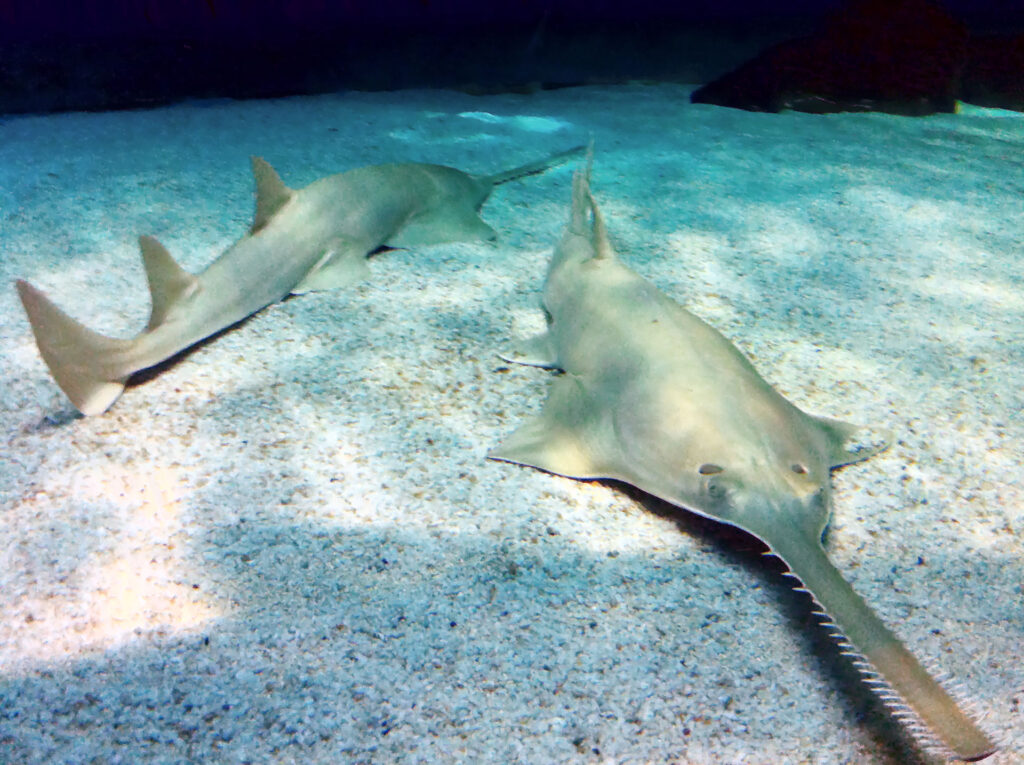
[1,84,1021,764]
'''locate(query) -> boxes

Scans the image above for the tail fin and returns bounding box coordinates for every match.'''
[15,279,133,416]
[480,144,586,187]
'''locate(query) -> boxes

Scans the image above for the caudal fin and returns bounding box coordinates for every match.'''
[16,279,133,416]
[480,144,586,187]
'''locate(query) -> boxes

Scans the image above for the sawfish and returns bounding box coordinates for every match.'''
[489,164,995,761]
[15,145,583,416]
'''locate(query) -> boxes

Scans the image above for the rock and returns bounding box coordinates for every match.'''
[691,0,969,115]
[960,34,1024,112]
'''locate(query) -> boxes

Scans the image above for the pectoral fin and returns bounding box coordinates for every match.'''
[499,331,560,369]
[489,374,609,480]
[388,206,497,248]
[812,415,891,467]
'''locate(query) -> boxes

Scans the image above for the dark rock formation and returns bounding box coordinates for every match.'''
[960,34,1024,112]
[691,0,978,115]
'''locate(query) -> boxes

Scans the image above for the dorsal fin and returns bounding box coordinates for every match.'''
[250,156,294,233]
[139,235,199,329]
[587,187,614,261]
[576,146,613,261]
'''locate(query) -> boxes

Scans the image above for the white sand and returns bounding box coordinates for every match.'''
[0,84,1021,764]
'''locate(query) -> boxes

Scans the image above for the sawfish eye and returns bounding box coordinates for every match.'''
[698,463,724,475]
[791,463,808,475]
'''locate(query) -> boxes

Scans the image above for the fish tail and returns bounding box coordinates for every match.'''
[16,279,134,416]
[481,144,587,186]
[16,236,199,416]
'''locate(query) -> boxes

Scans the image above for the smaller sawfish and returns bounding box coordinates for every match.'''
[489,161,996,761]
[16,145,583,416]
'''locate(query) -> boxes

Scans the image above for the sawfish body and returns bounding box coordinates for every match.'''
[15,146,582,415]
[490,166,995,761]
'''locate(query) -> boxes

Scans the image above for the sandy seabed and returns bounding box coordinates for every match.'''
[0,84,1021,764]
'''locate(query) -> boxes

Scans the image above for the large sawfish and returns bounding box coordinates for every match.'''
[16,145,583,416]
[489,164,995,761]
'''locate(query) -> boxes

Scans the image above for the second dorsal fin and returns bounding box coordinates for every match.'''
[139,235,200,329]
[250,156,294,233]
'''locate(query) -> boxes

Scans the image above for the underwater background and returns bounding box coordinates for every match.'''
[1,2,1022,763]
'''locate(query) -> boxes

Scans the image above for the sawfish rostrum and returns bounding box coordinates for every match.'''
[490,165,995,761]
[15,145,583,416]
